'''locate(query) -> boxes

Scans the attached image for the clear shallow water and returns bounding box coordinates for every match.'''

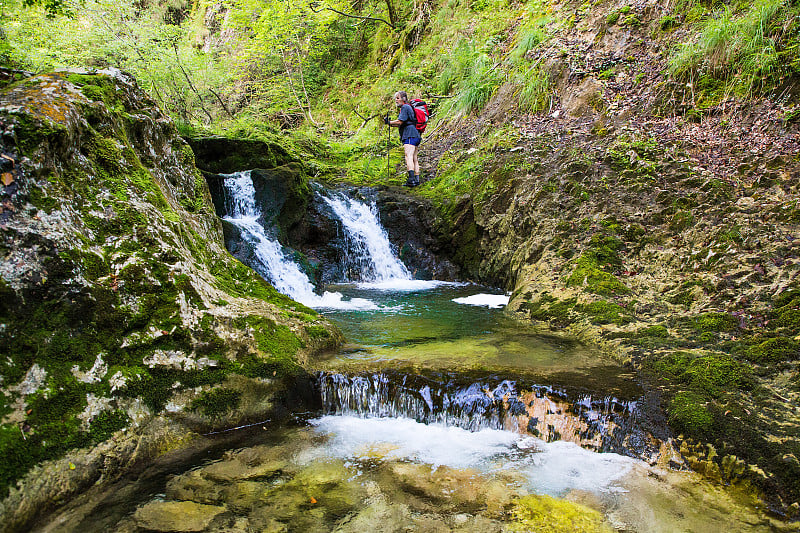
[33,281,797,531]
[314,283,637,389]
[42,416,793,533]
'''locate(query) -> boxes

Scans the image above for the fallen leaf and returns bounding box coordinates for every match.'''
[69,463,76,470]
[309,497,317,504]
[1,173,12,186]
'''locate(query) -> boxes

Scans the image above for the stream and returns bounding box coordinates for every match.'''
[33,174,796,532]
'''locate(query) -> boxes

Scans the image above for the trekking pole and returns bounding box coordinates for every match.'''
[386,110,391,181]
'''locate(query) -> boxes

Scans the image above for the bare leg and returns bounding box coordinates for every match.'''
[412,145,420,176]
[404,143,416,172]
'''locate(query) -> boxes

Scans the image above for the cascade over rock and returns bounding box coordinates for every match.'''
[0,69,340,531]
[202,158,460,284]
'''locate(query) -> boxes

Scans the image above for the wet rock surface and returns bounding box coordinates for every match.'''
[0,69,340,532]
[133,501,227,532]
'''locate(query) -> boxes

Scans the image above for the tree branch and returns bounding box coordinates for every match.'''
[309,2,395,28]
[352,107,382,130]
[172,42,213,123]
[208,87,235,118]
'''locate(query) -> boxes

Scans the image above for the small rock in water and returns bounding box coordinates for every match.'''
[133,501,226,532]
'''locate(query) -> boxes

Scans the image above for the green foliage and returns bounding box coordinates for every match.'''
[436,38,478,95]
[452,53,502,116]
[669,0,798,96]
[515,66,551,113]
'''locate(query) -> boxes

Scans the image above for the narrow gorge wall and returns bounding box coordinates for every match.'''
[423,62,800,516]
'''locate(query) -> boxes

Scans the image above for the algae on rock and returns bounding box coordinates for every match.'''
[0,68,341,531]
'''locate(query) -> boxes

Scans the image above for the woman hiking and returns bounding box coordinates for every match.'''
[385,91,421,187]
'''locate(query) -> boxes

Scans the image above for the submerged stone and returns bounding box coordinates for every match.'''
[132,500,226,532]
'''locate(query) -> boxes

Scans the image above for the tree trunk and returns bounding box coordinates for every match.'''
[386,0,397,27]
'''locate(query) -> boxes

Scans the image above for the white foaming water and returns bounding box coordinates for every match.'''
[222,172,377,311]
[357,279,467,291]
[307,415,635,496]
[452,293,510,308]
[323,193,412,282]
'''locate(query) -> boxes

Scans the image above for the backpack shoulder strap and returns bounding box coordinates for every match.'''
[401,103,417,125]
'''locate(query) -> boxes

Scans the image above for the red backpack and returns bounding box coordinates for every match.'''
[410,99,429,133]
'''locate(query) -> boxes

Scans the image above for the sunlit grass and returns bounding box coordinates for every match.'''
[669,0,797,96]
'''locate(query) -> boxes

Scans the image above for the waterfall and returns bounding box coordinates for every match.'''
[220,171,376,310]
[317,371,655,459]
[322,192,412,282]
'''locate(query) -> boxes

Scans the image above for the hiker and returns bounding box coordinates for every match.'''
[385,91,421,187]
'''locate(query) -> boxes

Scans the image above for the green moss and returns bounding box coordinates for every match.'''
[520,293,577,328]
[27,185,59,213]
[306,324,332,340]
[639,324,669,337]
[576,300,632,325]
[647,351,753,397]
[669,210,695,232]
[88,409,130,441]
[690,312,739,333]
[245,316,304,357]
[770,289,800,330]
[567,258,630,297]
[744,336,799,363]
[190,388,242,418]
[14,113,68,155]
[669,392,713,436]
[566,234,630,296]
[66,73,123,113]
[508,494,613,532]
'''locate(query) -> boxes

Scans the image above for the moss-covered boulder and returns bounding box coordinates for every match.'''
[0,68,341,531]
[185,135,293,174]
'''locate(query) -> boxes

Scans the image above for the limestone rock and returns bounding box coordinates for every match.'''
[132,500,226,532]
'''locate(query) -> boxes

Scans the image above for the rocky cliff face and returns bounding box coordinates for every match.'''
[0,68,340,530]
[417,3,800,515]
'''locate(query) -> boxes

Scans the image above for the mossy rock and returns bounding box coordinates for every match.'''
[190,388,242,418]
[743,336,800,363]
[646,351,753,397]
[575,300,632,325]
[669,392,714,436]
[519,293,577,328]
[507,494,614,532]
[689,312,739,333]
[185,136,294,174]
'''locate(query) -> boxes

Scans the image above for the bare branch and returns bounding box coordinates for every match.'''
[309,2,395,28]
[208,87,235,118]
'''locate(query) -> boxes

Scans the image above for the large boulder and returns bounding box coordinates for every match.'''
[0,68,340,531]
